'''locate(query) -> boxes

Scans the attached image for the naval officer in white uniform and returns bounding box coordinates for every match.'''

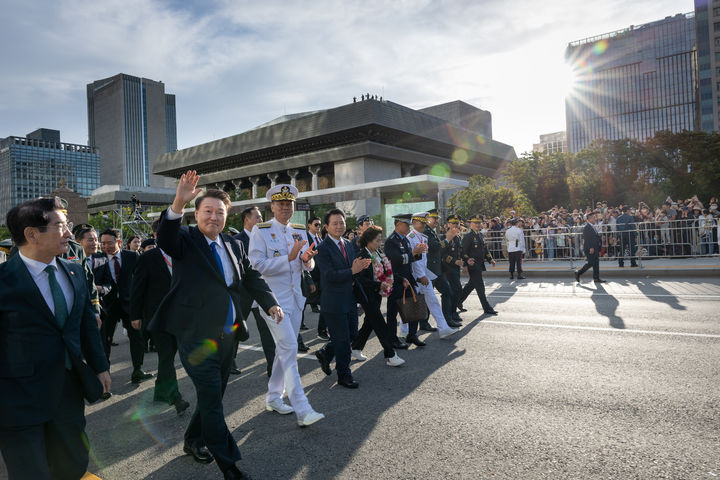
[408,212,459,339]
[248,185,324,427]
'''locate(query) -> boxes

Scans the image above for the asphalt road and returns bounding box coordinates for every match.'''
[2,276,719,480]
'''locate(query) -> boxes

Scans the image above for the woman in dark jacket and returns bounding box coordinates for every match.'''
[350,226,405,367]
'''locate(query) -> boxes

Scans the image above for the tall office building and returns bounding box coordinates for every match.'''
[695,0,720,132]
[533,131,568,154]
[565,13,697,153]
[87,73,177,188]
[0,129,100,221]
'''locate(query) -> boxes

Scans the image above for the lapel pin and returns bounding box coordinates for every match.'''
[70,271,75,276]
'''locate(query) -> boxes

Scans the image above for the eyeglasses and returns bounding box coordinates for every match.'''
[312,222,321,227]
[38,222,73,233]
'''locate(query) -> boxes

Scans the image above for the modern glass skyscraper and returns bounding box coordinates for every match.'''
[0,129,100,221]
[565,13,697,153]
[87,73,177,188]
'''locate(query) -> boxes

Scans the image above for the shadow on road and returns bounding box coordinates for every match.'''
[633,279,687,311]
[578,283,625,329]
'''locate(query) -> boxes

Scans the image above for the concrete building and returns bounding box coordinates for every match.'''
[565,12,697,152]
[87,73,177,188]
[533,131,568,154]
[152,98,516,228]
[0,129,100,222]
[695,0,720,132]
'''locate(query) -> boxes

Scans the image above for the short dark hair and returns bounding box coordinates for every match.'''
[126,234,141,244]
[358,225,383,248]
[100,228,121,240]
[151,219,161,234]
[324,208,345,226]
[240,206,260,225]
[74,226,96,241]
[195,189,231,210]
[6,196,64,246]
[308,216,320,225]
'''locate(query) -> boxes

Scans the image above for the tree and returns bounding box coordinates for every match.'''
[447,175,535,219]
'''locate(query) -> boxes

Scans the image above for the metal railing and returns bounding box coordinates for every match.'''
[479,219,719,267]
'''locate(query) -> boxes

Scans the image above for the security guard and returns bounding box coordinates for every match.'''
[248,184,324,427]
[457,215,498,315]
[424,208,460,329]
[441,215,464,322]
[408,213,459,339]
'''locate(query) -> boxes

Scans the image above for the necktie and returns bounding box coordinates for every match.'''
[211,242,235,334]
[113,255,121,283]
[44,265,71,369]
[338,239,347,260]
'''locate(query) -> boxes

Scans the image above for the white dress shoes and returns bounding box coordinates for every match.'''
[351,349,367,361]
[438,327,460,339]
[297,410,325,427]
[266,399,294,415]
[386,353,405,367]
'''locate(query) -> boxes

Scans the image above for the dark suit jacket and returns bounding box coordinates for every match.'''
[316,236,362,313]
[354,247,380,306]
[383,231,418,287]
[94,249,138,315]
[149,211,277,343]
[0,254,108,428]
[583,223,602,254]
[130,247,172,323]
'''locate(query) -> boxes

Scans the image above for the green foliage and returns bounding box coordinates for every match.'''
[0,225,9,240]
[447,175,536,219]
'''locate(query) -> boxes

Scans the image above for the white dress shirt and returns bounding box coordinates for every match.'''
[19,252,74,316]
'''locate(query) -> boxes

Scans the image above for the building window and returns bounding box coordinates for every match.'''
[715,7,720,16]
[715,22,720,32]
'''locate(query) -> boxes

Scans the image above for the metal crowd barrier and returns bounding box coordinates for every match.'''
[478,219,719,268]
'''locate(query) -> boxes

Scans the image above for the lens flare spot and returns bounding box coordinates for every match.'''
[430,162,451,178]
[402,191,412,201]
[189,339,218,366]
[476,134,486,145]
[593,39,608,55]
[451,149,469,165]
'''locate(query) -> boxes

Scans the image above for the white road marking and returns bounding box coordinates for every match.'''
[237,344,317,360]
[481,320,720,339]
[487,291,720,299]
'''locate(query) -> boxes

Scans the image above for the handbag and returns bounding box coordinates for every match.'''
[395,285,427,324]
[68,351,104,403]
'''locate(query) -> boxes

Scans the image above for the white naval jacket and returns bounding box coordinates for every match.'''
[248,217,314,312]
[505,225,526,253]
[407,228,437,282]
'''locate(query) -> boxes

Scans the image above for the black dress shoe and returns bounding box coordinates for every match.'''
[224,465,251,479]
[419,322,437,332]
[574,271,580,283]
[446,319,462,328]
[297,342,309,353]
[300,322,309,331]
[317,331,330,340]
[391,340,409,350]
[101,392,112,401]
[173,397,190,415]
[406,335,426,347]
[594,279,607,283]
[315,350,332,376]
[458,306,468,313]
[229,367,242,375]
[484,310,498,315]
[337,377,359,389]
[131,370,154,384]
[183,443,214,464]
[111,342,119,346]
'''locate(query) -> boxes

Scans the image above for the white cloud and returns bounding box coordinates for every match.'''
[0,0,694,154]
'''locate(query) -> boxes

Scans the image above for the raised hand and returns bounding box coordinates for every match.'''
[171,170,203,214]
[351,257,372,274]
[300,242,317,262]
[412,243,427,255]
[288,239,307,261]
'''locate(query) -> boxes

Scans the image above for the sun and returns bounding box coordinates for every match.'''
[561,62,580,99]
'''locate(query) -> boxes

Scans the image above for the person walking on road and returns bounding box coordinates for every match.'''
[575,211,606,283]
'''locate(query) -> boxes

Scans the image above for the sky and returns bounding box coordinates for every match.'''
[0,0,693,156]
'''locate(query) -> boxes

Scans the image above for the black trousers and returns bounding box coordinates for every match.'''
[179,333,240,474]
[386,282,419,339]
[459,269,493,312]
[320,310,358,380]
[102,307,145,370]
[431,275,454,324]
[578,251,600,280]
[152,330,181,404]
[617,233,637,266]
[232,307,276,377]
[351,292,395,358]
[444,268,462,315]
[0,370,88,480]
[509,251,523,274]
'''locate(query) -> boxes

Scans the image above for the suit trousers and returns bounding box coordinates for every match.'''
[233,307,276,377]
[444,269,462,315]
[459,269,493,312]
[261,304,312,419]
[508,251,523,274]
[617,233,637,267]
[351,293,395,358]
[386,283,419,339]
[417,282,450,331]
[151,330,181,404]
[578,251,600,280]
[179,334,240,474]
[0,370,87,480]
[431,275,454,324]
[321,310,358,380]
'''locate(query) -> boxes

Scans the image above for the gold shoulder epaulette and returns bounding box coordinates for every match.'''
[257,222,271,229]
[290,223,306,230]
